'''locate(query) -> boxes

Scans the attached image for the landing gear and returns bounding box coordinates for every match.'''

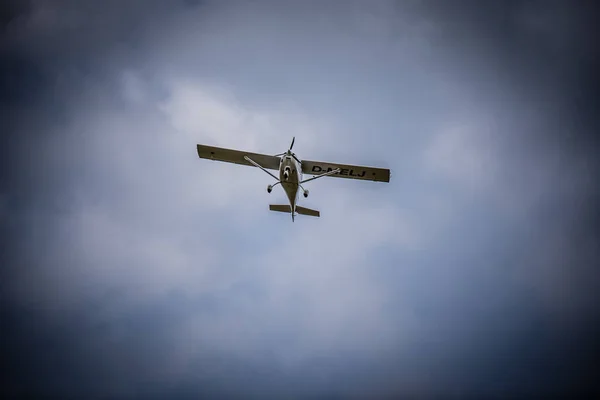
[298,184,309,198]
[267,182,280,194]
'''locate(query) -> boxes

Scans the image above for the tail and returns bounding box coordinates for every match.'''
[295,206,320,218]
[269,205,320,220]
[269,204,294,222]
[269,204,292,214]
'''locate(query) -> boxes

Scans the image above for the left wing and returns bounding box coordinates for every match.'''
[197,144,281,170]
[301,159,390,182]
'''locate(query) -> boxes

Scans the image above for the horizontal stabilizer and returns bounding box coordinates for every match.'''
[269,204,292,213]
[295,206,320,217]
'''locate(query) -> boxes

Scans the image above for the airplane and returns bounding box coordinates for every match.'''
[196,137,390,221]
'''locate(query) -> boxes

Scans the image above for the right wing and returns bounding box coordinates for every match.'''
[197,144,281,170]
[301,159,390,182]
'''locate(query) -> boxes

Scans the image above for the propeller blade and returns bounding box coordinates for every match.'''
[292,154,301,163]
[289,136,295,151]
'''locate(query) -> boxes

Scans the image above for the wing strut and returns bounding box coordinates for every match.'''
[244,156,280,181]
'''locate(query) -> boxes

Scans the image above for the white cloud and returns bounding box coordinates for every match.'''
[423,120,499,191]
[149,77,421,368]
[7,68,420,378]
[107,74,423,370]
[158,77,332,152]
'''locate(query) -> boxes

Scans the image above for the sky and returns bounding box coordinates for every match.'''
[1,0,599,398]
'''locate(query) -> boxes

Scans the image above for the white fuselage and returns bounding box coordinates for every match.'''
[279,154,302,214]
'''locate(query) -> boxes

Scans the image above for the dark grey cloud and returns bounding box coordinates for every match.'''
[2,1,599,398]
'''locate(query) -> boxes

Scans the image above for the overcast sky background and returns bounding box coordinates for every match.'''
[1,0,599,398]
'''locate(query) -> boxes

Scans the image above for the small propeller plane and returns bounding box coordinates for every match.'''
[196,137,390,221]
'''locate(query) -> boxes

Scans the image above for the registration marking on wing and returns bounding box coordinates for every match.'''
[301,160,390,182]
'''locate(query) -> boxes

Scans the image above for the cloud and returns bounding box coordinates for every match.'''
[5,65,418,395]
[423,120,498,192]
[2,0,599,398]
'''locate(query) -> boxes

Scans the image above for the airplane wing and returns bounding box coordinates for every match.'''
[197,144,281,170]
[301,159,390,182]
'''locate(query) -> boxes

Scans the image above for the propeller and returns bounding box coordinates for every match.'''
[275,137,301,163]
